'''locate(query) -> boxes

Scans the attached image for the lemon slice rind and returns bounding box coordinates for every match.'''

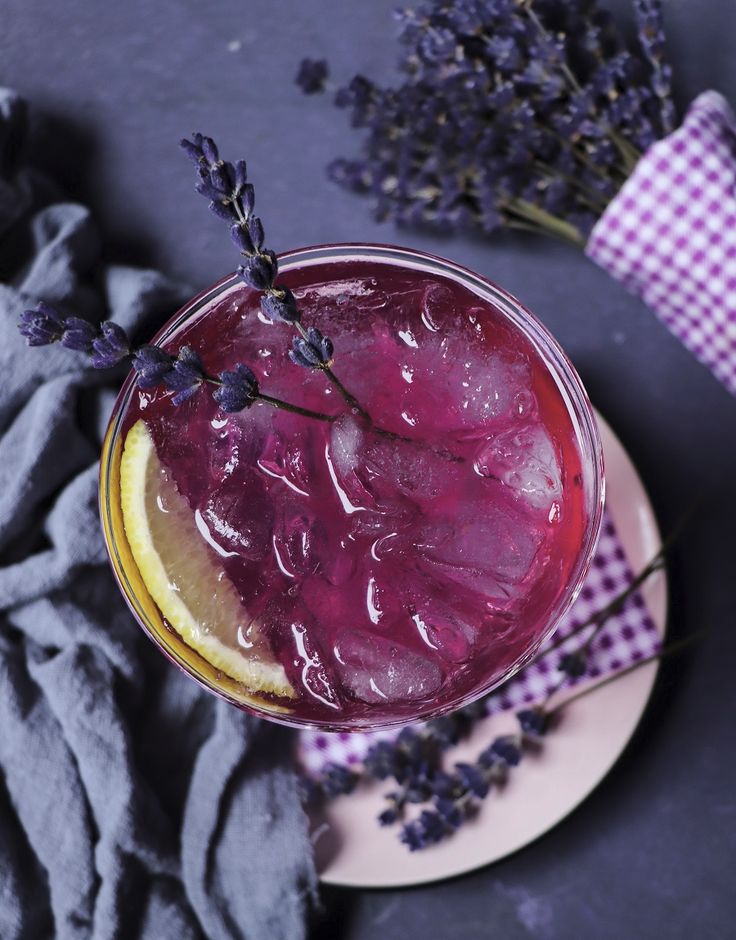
[119,419,294,699]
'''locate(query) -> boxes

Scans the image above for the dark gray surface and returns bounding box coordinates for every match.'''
[2,1,735,937]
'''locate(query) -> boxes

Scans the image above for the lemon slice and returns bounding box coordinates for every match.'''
[119,419,294,698]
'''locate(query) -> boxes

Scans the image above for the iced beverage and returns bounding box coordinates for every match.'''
[101,245,603,729]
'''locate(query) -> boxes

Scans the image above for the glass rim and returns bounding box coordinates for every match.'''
[100,242,605,730]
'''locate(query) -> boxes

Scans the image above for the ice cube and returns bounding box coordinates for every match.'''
[207,408,271,483]
[393,314,535,433]
[257,429,312,496]
[455,350,533,429]
[420,557,511,604]
[326,415,373,514]
[407,599,476,664]
[420,283,454,333]
[361,433,462,502]
[474,423,562,513]
[333,631,443,704]
[361,570,408,625]
[198,473,273,561]
[289,612,341,711]
[326,416,419,518]
[271,507,327,579]
[415,503,543,587]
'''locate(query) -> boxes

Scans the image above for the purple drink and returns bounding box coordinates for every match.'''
[102,245,603,729]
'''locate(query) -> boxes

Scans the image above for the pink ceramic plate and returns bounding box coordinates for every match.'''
[312,411,667,888]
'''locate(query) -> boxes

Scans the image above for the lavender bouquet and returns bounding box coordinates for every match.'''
[300,0,736,395]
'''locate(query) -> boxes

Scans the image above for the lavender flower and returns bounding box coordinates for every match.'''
[300,0,677,245]
[478,735,522,769]
[18,301,335,421]
[60,316,98,353]
[320,762,359,798]
[517,707,550,737]
[559,650,588,678]
[18,302,65,346]
[163,346,205,405]
[180,135,345,393]
[454,762,489,799]
[434,797,463,830]
[260,287,300,325]
[364,740,403,781]
[378,804,401,826]
[633,0,676,134]
[423,713,466,749]
[212,363,259,413]
[132,345,175,388]
[296,58,329,95]
[20,140,354,425]
[298,545,688,851]
[180,133,281,296]
[90,322,131,369]
[20,301,134,370]
[238,251,278,291]
[400,809,447,851]
[289,327,334,369]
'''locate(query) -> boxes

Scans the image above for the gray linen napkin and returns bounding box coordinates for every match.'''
[0,88,316,940]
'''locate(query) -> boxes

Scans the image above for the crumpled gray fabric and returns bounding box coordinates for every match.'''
[0,87,316,940]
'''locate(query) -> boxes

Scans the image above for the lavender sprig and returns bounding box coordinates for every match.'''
[180,134,371,420]
[289,327,334,369]
[633,0,676,134]
[17,303,335,422]
[301,536,683,849]
[296,58,329,95]
[396,626,701,850]
[299,0,677,245]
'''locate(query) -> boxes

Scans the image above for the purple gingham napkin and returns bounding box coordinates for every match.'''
[586,91,736,395]
[299,511,660,775]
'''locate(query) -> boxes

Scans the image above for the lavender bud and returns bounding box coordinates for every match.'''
[200,135,219,165]
[208,198,237,223]
[488,736,522,767]
[210,162,234,194]
[378,806,400,826]
[132,345,175,387]
[238,251,277,290]
[434,798,463,830]
[559,651,587,678]
[164,345,205,405]
[399,821,424,852]
[212,363,259,413]
[454,762,489,799]
[430,770,456,799]
[415,810,446,847]
[260,287,300,324]
[180,136,204,164]
[517,708,549,737]
[195,169,222,202]
[289,326,333,369]
[18,302,65,346]
[90,321,131,369]
[60,316,98,352]
[364,740,401,781]
[242,183,255,217]
[321,763,358,798]
[233,159,248,190]
[230,223,255,255]
[247,215,265,250]
[295,58,329,95]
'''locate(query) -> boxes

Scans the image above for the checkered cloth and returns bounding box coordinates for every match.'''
[299,511,660,775]
[586,91,736,395]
